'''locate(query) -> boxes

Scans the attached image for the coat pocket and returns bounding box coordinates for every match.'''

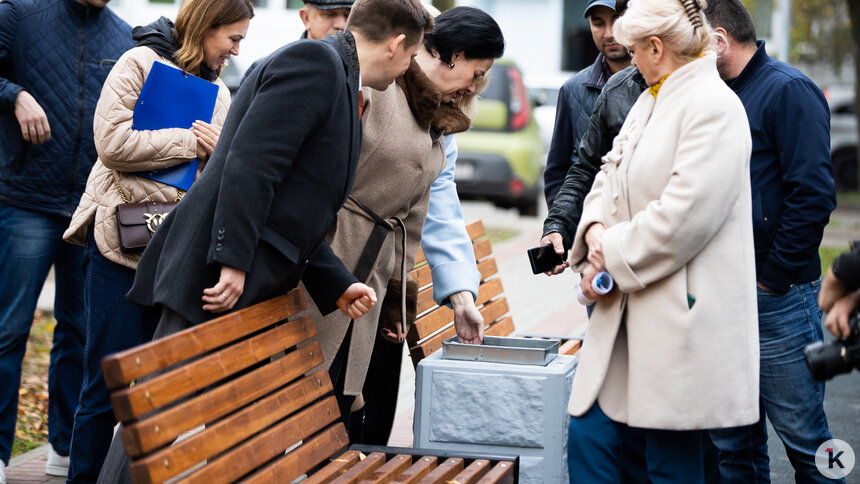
[259,225,301,263]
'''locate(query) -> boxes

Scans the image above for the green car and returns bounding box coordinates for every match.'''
[454,59,544,215]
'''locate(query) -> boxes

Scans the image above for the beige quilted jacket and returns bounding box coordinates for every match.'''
[64,46,230,269]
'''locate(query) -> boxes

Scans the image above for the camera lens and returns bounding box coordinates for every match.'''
[804,341,853,381]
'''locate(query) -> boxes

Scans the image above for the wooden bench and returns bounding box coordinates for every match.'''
[101,289,517,483]
[407,220,582,366]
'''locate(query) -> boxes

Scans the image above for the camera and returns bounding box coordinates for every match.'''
[804,310,860,381]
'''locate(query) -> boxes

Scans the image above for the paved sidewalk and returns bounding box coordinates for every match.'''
[5,445,64,484]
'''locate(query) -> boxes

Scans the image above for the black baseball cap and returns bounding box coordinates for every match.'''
[304,0,354,9]
[584,0,617,17]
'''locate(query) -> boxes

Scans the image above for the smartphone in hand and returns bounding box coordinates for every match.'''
[527,245,568,274]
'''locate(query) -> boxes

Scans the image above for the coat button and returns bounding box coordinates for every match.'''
[218,227,225,234]
[215,243,223,251]
[217,234,224,241]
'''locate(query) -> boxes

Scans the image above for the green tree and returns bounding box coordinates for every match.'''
[432,0,455,12]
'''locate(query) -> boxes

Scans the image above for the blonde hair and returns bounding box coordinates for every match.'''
[456,72,490,119]
[173,0,254,76]
[614,0,714,62]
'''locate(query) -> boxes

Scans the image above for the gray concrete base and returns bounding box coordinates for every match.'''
[413,351,577,484]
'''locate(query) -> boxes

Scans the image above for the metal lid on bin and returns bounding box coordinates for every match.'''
[442,335,559,366]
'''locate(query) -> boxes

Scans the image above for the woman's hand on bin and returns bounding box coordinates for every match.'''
[451,291,483,345]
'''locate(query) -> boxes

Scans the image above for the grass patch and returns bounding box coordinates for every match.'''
[821,245,846,275]
[12,312,53,457]
[837,191,860,207]
[484,226,520,246]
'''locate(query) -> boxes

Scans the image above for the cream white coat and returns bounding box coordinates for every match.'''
[569,54,760,429]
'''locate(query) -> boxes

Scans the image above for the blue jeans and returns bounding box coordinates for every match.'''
[0,203,85,464]
[67,230,157,484]
[710,281,841,484]
[568,403,706,483]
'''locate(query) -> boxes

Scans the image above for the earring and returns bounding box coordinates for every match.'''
[449,63,455,68]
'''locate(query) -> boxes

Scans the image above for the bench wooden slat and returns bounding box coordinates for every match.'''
[559,339,582,355]
[415,248,425,265]
[484,317,515,338]
[305,450,363,484]
[479,298,509,326]
[392,456,437,484]
[179,397,342,484]
[409,306,453,343]
[130,370,332,483]
[112,315,316,422]
[239,424,349,484]
[411,280,505,340]
[475,462,515,484]
[476,258,498,282]
[450,459,491,484]
[330,452,386,483]
[102,291,306,389]
[416,287,435,315]
[411,264,432,288]
[466,220,486,241]
[473,239,492,261]
[360,454,412,484]
[417,458,463,484]
[119,341,324,457]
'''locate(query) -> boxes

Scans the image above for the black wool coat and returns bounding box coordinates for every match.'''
[128,33,361,324]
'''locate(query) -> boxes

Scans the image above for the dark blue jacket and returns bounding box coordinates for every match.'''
[543,54,609,208]
[730,41,836,292]
[0,0,133,218]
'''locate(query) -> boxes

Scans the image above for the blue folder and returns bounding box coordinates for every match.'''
[132,61,219,191]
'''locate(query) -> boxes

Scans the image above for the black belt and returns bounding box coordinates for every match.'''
[348,196,408,333]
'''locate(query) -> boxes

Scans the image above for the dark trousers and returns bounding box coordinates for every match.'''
[568,403,707,484]
[67,231,157,483]
[356,332,403,446]
[0,203,85,464]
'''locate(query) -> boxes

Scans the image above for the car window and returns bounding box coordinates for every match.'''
[834,102,856,115]
[481,65,511,105]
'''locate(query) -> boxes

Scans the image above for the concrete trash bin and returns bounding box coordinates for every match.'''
[413,336,577,484]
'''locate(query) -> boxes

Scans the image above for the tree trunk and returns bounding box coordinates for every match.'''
[432,0,455,12]
[847,0,860,190]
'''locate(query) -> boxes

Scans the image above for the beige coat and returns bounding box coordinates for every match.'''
[569,55,760,430]
[64,46,230,269]
[307,62,470,395]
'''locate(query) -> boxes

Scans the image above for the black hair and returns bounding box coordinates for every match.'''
[615,0,628,15]
[422,6,505,63]
[703,0,757,45]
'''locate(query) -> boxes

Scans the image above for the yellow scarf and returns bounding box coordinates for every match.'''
[649,73,671,98]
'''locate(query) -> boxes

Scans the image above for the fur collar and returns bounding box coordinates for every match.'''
[396,59,471,135]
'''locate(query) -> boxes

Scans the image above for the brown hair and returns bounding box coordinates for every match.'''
[346,0,433,47]
[173,0,254,76]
